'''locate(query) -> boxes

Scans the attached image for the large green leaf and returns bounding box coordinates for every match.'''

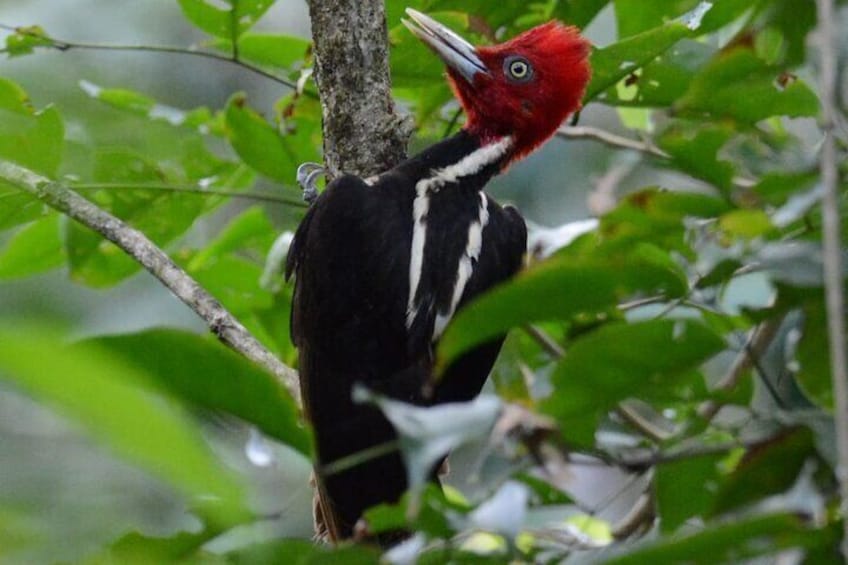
[0,214,64,279]
[711,427,816,516]
[225,93,319,183]
[390,12,471,89]
[64,150,197,286]
[79,81,216,132]
[188,206,277,272]
[227,538,380,564]
[614,0,750,38]
[586,17,694,102]
[0,326,248,527]
[438,247,688,368]
[0,79,63,231]
[542,319,724,445]
[675,47,820,123]
[658,124,736,193]
[213,33,311,71]
[795,300,833,409]
[552,0,610,27]
[0,78,63,177]
[177,0,275,40]
[64,144,252,287]
[600,188,730,256]
[78,329,310,456]
[656,453,723,533]
[598,39,714,108]
[603,513,826,564]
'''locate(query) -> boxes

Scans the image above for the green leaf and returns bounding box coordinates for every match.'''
[225,93,295,182]
[599,39,715,108]
[656,453,723,533]
[63,149,192,286]
[0,78,64,177]
[676,47,820,123]
[65,144,250,287]
[753,171,818,206]
[212,33,310,70]
[364,484,469,539]
[658,124,736,193]
[188,206,276,272]
[3,25,52,57]
[390,12,471,89]
[614,0,749,38]
[0,326,248,527]
[712,428,815,516]
[601,189,729,253]
[101,530,215,563]
[177,0,275,40]
[79,81,214,131]
[542,320,724,445]
[552,0,610,27]
[438,250,688,368]
[614,0,701,38]
[227,538,380,565]
[189,255,274,313]
[0,186,45,232]
[795,300,833,409]
[602,513,825,564]
[78,329,310,455]
[718,209,774,239]
[0,214,64,279]
[586,19,692,102]
[761,0,817,67]
[0,80,64,232]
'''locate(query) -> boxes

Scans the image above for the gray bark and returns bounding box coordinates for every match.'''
[307,0,411,178]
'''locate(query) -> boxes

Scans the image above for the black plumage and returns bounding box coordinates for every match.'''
[285,129,526,540]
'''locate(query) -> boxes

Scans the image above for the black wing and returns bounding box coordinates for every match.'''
[432,201,527,404]
[286,174,423,540]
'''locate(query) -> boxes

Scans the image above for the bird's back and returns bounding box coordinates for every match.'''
[286,134,526,540]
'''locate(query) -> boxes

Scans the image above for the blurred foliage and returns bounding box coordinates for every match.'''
[0,0,846,563]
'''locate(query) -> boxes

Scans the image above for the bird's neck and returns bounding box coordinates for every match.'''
[400,129,513,193]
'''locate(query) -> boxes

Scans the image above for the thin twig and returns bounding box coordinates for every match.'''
[522,324,565,358]
[0,23,304,92]
[815,0,848,555]
[0,160,301,405]
[320,439,400,476]
[557,125,757,188]
[558,125,668,158]
[72,182,308,208]
[698,315,786,421]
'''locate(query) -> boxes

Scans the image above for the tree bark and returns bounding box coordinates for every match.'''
[307,0,410,179]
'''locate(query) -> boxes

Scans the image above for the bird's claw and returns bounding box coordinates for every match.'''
[297,162,325,205]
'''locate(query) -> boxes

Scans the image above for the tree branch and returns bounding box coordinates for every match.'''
[815,0,848,556]
[557,124,757,189]
[0,23,302,91]
[558,125,668,158]
[72,182,308,208]
[0,160,301,405]
[306,0,410,178]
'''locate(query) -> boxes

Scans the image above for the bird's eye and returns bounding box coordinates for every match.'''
[504,56,533,83]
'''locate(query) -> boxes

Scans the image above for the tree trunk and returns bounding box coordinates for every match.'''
[307,0,410,179]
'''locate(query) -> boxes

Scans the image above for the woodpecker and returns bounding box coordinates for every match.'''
[286,9,590,543]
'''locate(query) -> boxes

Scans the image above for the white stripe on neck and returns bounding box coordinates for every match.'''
[433,192,490,339]
[406,137,512,330]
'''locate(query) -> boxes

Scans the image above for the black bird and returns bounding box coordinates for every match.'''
[286,8,590,542]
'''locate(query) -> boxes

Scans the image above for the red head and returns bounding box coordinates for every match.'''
[404,10,591,164]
